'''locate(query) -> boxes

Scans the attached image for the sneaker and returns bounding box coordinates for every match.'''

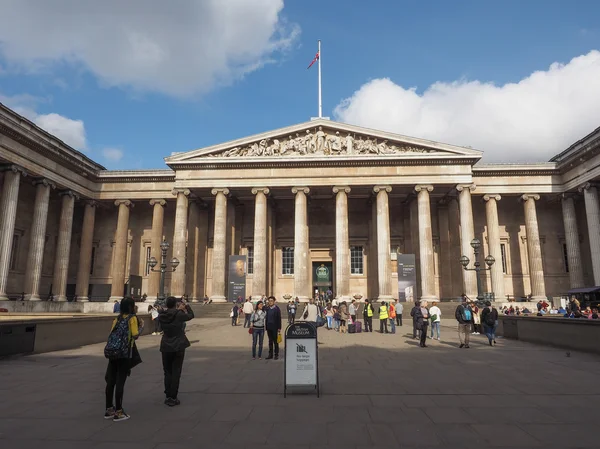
[459,344,465,348]
[151,332,157,336]
[274,355,279,360]
[165,398,177,407]
[265,355,273,360]
[113,409,130,422]
[465,345,470,348]
[104,407,115,420]
[252,357,256,360]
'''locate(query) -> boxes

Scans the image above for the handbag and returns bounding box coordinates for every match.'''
[277,333,282,344]
[248,328,253,335]
[129,342,142,369]
[316,315,326,327]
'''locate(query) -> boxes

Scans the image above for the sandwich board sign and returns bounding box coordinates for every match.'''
[284,321,320,397]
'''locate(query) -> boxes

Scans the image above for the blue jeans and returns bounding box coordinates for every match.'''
[327,316,333,329]
[334,318,340,330]
[389,318,396,334]
[252,328,264,358]
[430,321,440,339]
[483,324,497,342]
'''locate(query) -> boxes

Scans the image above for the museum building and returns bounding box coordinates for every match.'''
[0,102,598,303]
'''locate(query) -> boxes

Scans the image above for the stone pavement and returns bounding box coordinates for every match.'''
[1,317,600,449]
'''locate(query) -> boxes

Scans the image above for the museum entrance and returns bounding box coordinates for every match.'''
[312,262,333,301]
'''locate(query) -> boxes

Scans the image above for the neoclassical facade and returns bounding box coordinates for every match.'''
[0,102,598,303]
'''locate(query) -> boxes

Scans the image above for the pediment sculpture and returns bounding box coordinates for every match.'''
[208,127,434,158]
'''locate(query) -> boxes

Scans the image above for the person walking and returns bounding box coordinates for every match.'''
[429,301,442,341]
[242,298,254,328]
[158,296,194,407]
[395,301,403,326]
[302,297,320,328]
[455,296,474,348]
[410,301,421,339]
[325,303,334,330]
[265,296,282,360]
[250,301,266,359]
[363,299,374,332]
[230,303,239,326]
[104,297,139,422]
[472,304,481,334]
[339,301,349,333]
[349,299,358,324]
[148,304,161,335]
[379,301,389,334]
[287,300,297,325]
[388,301,396,334]
[417,300,430,347]
[481,300,499,346]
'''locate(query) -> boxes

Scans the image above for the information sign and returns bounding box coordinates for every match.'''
[284,321,320,397]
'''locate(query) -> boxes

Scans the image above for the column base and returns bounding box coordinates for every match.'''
[295,296,310,303]
[0,293,9,301]
[76,297,89,302]
[377,295,394,302]
[55,295,68,302]
[210,295,226,303]
[145,296,157,303]
[419,295,439,303]
[24,294,41,301]
[252,295,265,302]
[336,295,352,303]
[109,296,123,303]
[530,295,547,302]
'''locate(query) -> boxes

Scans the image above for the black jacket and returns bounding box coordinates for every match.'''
[455,304,474,325]
[158,304,194,352]
[481,307,498,326]
[266,305,282,330]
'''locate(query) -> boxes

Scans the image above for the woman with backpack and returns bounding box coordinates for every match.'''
[481,301,499,346]
[104,297,140,422]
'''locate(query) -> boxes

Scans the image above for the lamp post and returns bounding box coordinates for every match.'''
[148,239,179,305]
[460,238,495,301]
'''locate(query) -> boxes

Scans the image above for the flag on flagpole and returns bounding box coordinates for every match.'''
[307,51,319,69]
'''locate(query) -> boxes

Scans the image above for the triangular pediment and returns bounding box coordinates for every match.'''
[166,119,482,165]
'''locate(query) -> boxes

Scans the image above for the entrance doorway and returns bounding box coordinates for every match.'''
[312,262,333,301]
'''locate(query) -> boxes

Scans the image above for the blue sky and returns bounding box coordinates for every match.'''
[0,0,599,169]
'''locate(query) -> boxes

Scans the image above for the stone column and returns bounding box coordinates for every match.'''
[186,199,203,302]
[75,200,97,302]
[171,189,190,297]
[437,200,452,300]
[521,194,546,300]
[292,187,310,302]
[415,185,437,301]
[24,179,55,300]
[53,191,78,302]
[333,186,351,301]
[146,199,166,302]
[373,185,393,301]
[448,198,463,298]
[210,188,229,302]
[252,187,269,300]
[483,194,505,301]
[456,184,477,299]
[561,193,584,289]
[0,165,26,300]
[110,200,133,302]
[580,183,600,285]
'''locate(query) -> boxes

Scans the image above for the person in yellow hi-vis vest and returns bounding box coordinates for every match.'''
[363,299,374,332]
[379,302,389,334]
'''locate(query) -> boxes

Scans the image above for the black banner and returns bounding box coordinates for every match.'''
[397,254,416,302]
[227,255,247,302]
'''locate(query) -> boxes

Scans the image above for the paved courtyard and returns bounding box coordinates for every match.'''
[1,317,599,449]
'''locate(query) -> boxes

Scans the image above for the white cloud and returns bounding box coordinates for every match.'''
[102,148,124,162]
[334,51,600,162]
[0,0,299,97]
[0,93,87,150]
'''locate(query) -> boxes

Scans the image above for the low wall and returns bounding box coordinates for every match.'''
[498,315,600,354]
[0,314,152,356]
[0,300,153,314]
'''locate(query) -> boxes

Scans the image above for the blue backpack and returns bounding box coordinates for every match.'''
[104,316,131,359]
[462,307,472,321]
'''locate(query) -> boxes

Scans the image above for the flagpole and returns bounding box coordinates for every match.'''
[318,39,322,118]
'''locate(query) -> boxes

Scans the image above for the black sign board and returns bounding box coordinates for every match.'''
[284,322,320,398]
[227,255,247,302]
[397,254,416,302]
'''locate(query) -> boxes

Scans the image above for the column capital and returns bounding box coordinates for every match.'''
[373,185,392,194]
[172,188,191,197]
[84,199,98,208]
[114,199,133,208]
[211,188,230,196]
[32,178,56,189]
[414,184,433,193]
[0,164,27,177]
[59,190,80,200]
[251,187,270,195]
[456,183,475,192]
[520,193,540,202]
[149,199,167,207]
[561,192,579,201]
[332,186,351,194]
[292,186,310,195]
[578,182,598,193]
[483,194,501,202]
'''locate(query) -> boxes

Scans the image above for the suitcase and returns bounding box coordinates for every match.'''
[348,323,356,334]
[354,321,362,333]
